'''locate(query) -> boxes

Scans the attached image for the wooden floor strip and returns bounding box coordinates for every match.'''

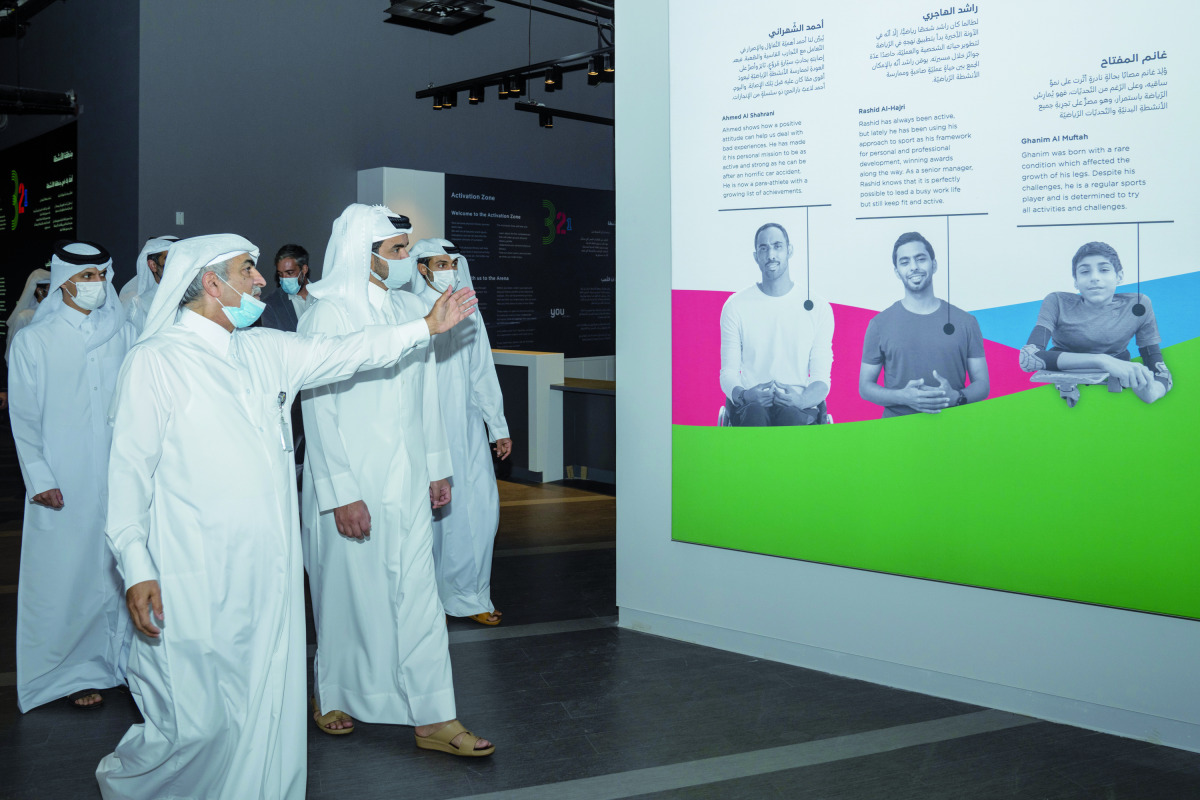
[499,496,613,508]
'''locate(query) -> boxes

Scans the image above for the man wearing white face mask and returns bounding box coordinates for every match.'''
[299,206,494,755]
[95,233,478,799]
[409,239,512,627]
[7,241,136,712]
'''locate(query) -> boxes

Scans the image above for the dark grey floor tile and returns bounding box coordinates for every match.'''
[1050,735,1200,788]
[1091,771,1200,799]
[631,772,787,799]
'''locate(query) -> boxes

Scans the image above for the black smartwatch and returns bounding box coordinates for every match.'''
[954,389,968,406]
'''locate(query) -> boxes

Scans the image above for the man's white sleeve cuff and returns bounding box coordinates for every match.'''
[487,419,510,442]
[314,473,362,513]
[427,449,453,482]
[398,319,431,349]
[119,543,159,593]
[24,462,58,497]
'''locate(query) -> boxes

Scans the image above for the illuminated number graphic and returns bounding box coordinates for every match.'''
[542,199,556,245]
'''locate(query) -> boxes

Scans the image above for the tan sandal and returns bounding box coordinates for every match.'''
[468,611,502,626]
[414,720,494,757]
[311,697,354,735]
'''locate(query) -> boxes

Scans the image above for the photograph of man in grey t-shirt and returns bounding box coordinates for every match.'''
[859,231,990,418]
[1018,240,1172,407]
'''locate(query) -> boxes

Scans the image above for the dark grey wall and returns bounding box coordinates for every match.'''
[139,2,615,286]
[0,0,140,283]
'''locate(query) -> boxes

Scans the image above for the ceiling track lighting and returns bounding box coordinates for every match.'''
[514,100,613,128]
[415,46,613,117]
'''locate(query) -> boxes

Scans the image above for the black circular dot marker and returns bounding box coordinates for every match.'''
[1132,303,1146,317]
[943,323,956,335]
[803,299,814,311]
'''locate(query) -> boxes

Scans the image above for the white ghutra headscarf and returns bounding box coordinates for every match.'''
[306,204,410,332]
[137,234,260,343]
[31,241,127,352]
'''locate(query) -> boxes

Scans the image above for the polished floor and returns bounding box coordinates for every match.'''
[1,415,1199,798]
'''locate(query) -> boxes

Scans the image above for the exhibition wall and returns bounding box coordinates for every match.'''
[668,0,1198,619]
[615,0,1200,751]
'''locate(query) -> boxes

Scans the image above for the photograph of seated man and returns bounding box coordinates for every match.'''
[719,222,834,426]
[859,231,989,417]
[1019,241,1172,406]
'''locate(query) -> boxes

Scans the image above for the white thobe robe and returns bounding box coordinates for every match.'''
[8,309,136,711]
[5,308,37,362]
[300,283,456,725]
[411,281,510,616]
[122,292,153,335]
[96,309,432,800]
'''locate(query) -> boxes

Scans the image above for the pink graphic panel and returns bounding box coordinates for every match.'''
[672,289,1030,426]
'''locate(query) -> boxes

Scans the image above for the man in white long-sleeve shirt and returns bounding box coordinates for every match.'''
[9,242,135,712]
[299,205,494,756]
[95,233,478,800]
[719,222,834,426]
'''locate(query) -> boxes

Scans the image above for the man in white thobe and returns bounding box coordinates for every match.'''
[408,239,512,626]
[8,242,135,711]
[5,267,51,362]
[119,236,177,334]
[95,233,478,799]
[299,205,493,755]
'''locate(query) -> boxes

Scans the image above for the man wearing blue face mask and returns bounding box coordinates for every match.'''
[259,244,311,333]
[97,233,479,799]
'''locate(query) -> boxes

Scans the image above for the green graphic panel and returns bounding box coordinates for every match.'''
[673,339,1200,619]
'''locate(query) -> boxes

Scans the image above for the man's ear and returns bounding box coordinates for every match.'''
[203,271,223,298]
[1115,269,1124,284]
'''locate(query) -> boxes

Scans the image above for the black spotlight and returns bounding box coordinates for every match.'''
[539,111,554,128]
[498,80,510,99]
[433,94,444,109]
[545,64,563,91]
[509,76,526,97]
[587,56,601,85]
[468,85,484,104]
[444,91,457,108]
[603,51,614,74]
